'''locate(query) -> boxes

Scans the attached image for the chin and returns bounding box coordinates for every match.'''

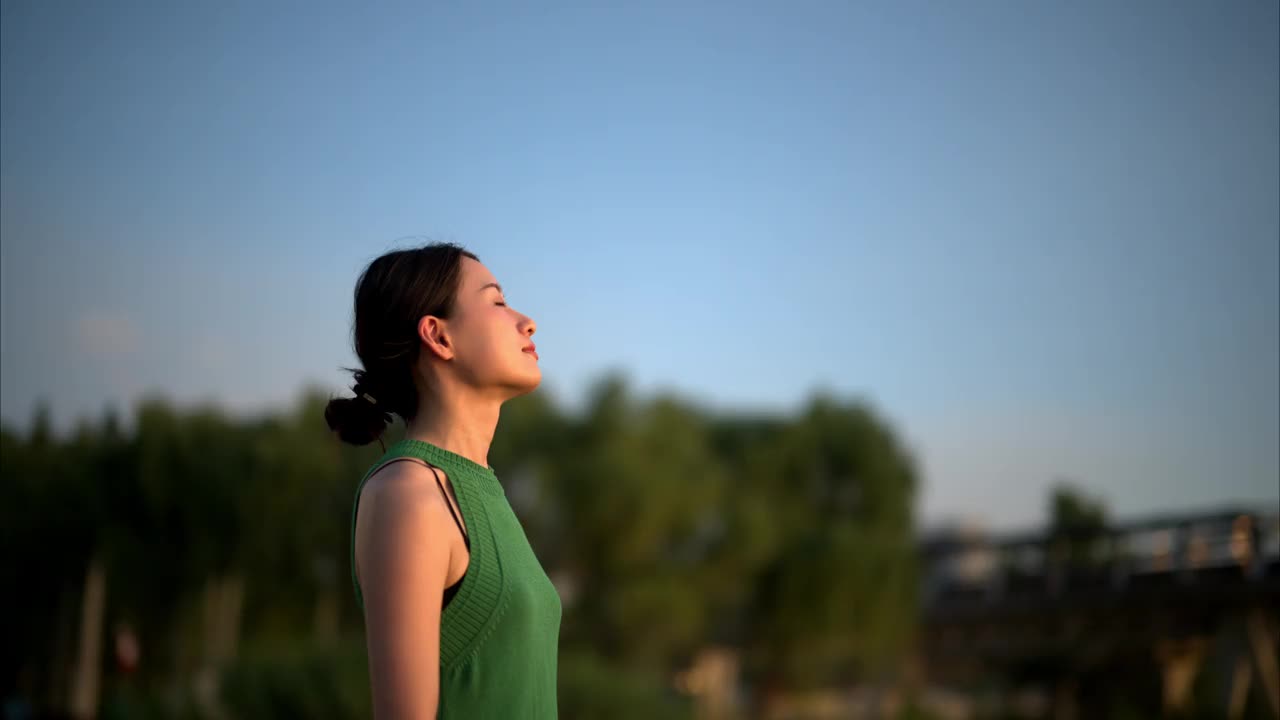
[502,367,542,399]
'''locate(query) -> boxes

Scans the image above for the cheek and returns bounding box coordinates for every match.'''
[469,314,513,362]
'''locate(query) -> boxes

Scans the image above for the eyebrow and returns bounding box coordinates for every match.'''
[478,282,503,294]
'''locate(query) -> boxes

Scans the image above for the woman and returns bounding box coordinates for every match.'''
[325,243,561,719]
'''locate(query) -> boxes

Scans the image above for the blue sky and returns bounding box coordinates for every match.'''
[2,1,1276,529]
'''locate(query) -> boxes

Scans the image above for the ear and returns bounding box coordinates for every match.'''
[418,315,455,361]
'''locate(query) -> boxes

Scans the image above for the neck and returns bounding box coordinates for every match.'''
[404,384,501,469]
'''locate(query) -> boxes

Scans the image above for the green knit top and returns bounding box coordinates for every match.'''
[350,438,562,719]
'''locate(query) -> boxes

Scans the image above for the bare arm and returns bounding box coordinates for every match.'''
[355,465,456,719]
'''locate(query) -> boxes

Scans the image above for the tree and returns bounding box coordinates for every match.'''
[552,378,728,668]
[1,375,923,719]
[736,394,919,702]
[1047,482,1109,567]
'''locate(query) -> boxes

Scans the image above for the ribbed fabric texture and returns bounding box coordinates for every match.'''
[350,438,562,718]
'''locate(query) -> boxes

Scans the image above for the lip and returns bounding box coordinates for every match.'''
[522,343,538,360]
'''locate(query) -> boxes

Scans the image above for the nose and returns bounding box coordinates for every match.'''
[520,313,537,337]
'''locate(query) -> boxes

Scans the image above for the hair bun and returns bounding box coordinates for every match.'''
[324,393,392,446]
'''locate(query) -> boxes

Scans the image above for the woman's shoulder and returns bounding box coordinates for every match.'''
[357,459,455,532]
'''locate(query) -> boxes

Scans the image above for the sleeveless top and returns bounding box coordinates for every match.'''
[350,438,562,719]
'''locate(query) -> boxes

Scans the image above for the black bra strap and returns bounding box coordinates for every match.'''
[366,456,470,547]
[428,465,470,549]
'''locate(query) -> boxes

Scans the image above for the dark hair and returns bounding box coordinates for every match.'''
[324,242,479,446]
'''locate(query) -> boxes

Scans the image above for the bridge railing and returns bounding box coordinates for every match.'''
[921,509,1280,610]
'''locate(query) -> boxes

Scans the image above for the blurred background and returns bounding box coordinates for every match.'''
[2,2,1277,718]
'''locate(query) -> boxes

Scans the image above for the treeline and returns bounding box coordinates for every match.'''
[1,375,919,719]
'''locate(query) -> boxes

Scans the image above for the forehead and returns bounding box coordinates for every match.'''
[459,256,499,289]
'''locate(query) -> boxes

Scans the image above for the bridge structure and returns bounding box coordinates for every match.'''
[919,507,1280,718]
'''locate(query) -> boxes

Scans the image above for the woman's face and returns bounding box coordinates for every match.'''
[442,257,540,398]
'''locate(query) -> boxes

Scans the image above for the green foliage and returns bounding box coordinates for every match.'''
[1047,482,1110,567]
[1048,482,1107,534]
[0,376,920,715]
[737,394,919,688]
[220,637,371,720]
[99,684,205,720]
[558,647,693,720]
[895,698,941,720]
